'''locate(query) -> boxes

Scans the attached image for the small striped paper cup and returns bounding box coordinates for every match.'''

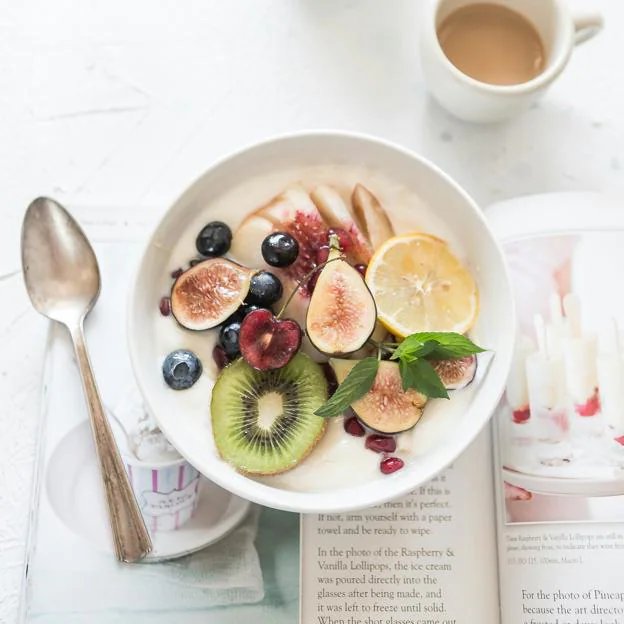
[125,455,201,532]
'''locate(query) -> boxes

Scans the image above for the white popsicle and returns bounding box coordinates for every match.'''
[526,314,569,443]
[562,293,598,409]
[506,331,535,411]
[597,319,624,433]
[546,292,564,358]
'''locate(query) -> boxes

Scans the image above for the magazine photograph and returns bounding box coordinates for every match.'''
[500,232,624,525]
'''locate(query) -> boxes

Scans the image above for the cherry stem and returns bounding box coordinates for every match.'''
[276,256,343,319]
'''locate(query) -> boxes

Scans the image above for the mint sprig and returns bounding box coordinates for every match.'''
[315,332,485,417]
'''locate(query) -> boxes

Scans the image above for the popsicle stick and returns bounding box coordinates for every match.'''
[563,293,582,337]
[534,314,547,356]
[549,293,563,325]
[598,317,620,355]
[546,325,562,358]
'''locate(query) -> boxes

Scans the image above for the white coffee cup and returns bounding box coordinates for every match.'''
[419,0,603,122]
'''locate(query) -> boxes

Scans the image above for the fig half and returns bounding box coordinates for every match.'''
[432,355,477,390]
[171,258,252,330]
[330,359,427,434]
[306,245,377,356]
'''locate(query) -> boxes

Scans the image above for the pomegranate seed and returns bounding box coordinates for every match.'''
[380,457,404,474]
[615,435,624,446]
[344,415,366,437]
[315,245,330,265]
[512,407,530,424]
[366,434,397,453]
[328,227,352,251]
[171,267,183,279]
[576,388,600,416]
[159,296,171,316]
[212,345,230,370]
[354,263,367,277]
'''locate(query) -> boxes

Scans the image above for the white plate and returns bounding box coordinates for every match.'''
[46,421,251,562]
[128,131,515,513]
[502,465,624,497]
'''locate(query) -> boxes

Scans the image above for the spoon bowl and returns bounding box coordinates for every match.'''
[22,197,100,324]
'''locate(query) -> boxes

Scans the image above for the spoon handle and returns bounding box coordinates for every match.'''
[70,322,153,563]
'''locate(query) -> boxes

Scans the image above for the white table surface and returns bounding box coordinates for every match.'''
[1,0,622,620]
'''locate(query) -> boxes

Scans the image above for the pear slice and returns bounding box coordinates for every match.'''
[330,359,427,434]
[306,244,376,356]
[310,185,372,263]
[351,184,395,250]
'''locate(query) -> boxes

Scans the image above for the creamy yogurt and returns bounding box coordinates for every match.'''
[153,165,481,492]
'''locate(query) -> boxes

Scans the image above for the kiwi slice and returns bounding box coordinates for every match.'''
[211,353,328,475]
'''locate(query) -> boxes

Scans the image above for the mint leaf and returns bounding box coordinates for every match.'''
[398,358,419,391]
[315,358,379,418]
[391,339,438,361]
[392,332,484,361]
[399,358,449,399]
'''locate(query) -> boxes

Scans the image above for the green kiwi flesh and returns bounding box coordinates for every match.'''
[211,352,328,475]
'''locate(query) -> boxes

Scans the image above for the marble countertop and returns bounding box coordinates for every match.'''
[1,0,622,620]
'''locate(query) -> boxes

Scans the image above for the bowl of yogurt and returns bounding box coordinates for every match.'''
[128,131,515,512]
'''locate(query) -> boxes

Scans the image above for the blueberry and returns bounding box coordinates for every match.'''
[247,271,283,306]
[196,221,232,257]
[261,232,299,267]
[162,350,202,390]
[222,303,270,327]
[223,306,246,326]
[241,304,264,316]
[219,321,242,358]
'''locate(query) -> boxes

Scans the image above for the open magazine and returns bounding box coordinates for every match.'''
[21,194,624,623]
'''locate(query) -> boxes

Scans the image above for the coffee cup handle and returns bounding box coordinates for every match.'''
[572,12,603,45]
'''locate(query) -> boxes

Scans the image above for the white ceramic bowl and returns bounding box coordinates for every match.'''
[128,131,515,513]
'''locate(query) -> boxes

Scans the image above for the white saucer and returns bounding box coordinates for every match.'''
[46,421,251,562]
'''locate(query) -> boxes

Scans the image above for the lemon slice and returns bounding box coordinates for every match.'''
[365,233,478,337]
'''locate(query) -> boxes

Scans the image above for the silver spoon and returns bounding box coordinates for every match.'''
[21,197,152,563]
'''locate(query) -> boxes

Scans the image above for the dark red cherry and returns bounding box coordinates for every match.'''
[239,309,302,370]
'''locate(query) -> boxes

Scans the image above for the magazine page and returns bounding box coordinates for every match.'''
[300,429,500,624]
[494,228,624,624]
